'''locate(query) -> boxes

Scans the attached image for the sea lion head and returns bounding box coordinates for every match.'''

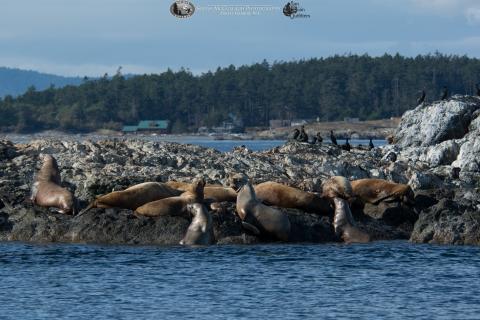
[227,172,249,192]
[190,177,206,200]
[186,203,204,217]
[321,176,353,200]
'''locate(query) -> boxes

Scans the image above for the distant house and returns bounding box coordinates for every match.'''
[291,119,308,127]
[212,121,243,134]
[269,119,291,129]
[122,120,170,134]
[344,117,360,123]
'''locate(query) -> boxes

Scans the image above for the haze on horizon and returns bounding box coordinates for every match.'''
[1,0,480,77]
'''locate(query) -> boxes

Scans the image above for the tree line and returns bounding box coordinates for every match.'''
[1,53,480,133]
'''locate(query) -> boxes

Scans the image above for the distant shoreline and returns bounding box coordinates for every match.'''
[0,118,397,142]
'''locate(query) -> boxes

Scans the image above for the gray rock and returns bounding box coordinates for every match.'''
[395,95,480,148]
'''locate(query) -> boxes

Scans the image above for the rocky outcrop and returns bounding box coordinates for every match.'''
[395,96,480,148]
[0,137,419,245]
[0,96,478,246]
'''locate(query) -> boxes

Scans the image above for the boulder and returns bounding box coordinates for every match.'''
[395,95,480,148]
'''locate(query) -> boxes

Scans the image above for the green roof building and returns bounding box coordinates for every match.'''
[122,120,170,133]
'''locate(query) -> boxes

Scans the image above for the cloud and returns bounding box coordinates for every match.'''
[466,7,480,24]
[0,56,166,77]
[409,0,480,24]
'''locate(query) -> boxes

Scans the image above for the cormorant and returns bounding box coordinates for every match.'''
[291,128,300,141]
[440,86,448,101]
[368,138,374,150]
[298,126,309,143]
[387,152,397,163]
[316,132,323,144]
[342,138,351,151]
[310,137,317,145]
[330,130,337,146]
[476,84,480,97]
[417,90,426,105]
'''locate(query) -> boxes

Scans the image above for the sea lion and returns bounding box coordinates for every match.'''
[166,180,222,190]
[80,182,182,214]
[254,181,333,215]
[322,176,370,243]
[351,178,414,206]
[167,181,236,203]
[31,154,77,215]
[321,176,353,199]
[236,180,291,241]
[180,203,214,246]
[135,178,205,217]
[333,197,370,243]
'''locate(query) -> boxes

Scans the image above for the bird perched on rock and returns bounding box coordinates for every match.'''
[386,152,397,163]
[291,128,300,141]
[341,138,351,151]
[417,90,426,105]
[297,126,309,143]
[310,137,317,145]
[330,130,337,146]
[316,132,323,144]
[440,86,449,100]
[368,138,374,150]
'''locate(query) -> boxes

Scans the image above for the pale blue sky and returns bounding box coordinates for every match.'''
[1,0,480,76]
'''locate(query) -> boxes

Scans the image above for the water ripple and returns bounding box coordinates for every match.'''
[1,241,480,319]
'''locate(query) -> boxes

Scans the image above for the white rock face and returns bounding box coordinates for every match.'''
[421,140,460,167]
[395,96,480,148]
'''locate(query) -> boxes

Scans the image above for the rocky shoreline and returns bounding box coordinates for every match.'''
[1,95,479,246]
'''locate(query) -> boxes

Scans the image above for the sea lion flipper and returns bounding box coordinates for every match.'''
[30,182,39,203]
[77,200,96,217]
[241,221,260,235]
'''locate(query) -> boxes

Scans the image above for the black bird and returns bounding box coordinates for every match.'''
[316,132,323,144]
[342,138,351,152]
[310,137,317,145]
[440,86,449,101]
[417,90,426,104]
[291,128,300,141]
[387,152,397,163]
[476,83,480,96]
[330,130,337,146]
[298,126,309,143]
[368,138,374,150]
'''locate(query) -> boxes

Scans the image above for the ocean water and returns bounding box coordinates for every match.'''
[2,134,386,152]
[1,241,479,319]
[158,138,385,152]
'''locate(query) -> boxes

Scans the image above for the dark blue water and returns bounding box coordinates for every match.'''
[1,241,479,319]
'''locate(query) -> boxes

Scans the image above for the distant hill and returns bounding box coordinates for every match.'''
[2,54,480,133]
[0,67,83,97]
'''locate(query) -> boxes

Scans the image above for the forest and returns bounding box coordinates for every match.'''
[1,53,480,133]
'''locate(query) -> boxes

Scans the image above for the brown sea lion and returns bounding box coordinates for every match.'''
[351,179,414,206]
[180,203,214,246]
[166,180,222,190]
[333,197,370,243]
[135,178,205,217]
[322,176,354,200]
[254,181,332,215]
[166,180,235,202]
[31,154,76,215]
[322,176,370,243]
[80,182,182,214]
[236,180,291,242]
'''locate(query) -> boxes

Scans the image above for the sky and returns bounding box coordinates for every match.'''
[1,0,480,76]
